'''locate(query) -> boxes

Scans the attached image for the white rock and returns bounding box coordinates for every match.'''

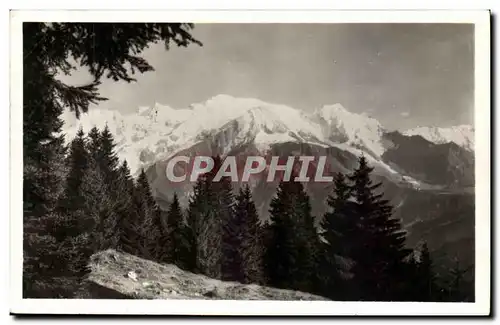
[127,271,138,281]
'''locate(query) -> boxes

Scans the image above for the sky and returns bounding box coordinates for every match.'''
[63,23,474,131]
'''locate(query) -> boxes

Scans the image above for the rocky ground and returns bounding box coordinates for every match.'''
[83,249,328,300]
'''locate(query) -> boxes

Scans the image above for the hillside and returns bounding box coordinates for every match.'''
[83,249,329,300]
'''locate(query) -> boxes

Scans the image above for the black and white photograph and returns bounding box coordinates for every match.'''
[10,10,491,316]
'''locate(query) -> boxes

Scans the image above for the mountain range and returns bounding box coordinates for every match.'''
[61,94,475,272]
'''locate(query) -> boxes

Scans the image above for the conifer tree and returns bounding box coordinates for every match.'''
[319,172,356,300]
[193,174,221,278]
[212,157,238,282]
[165,193,191,270]
[86,126,101,162]
[115,160,136,251]
[23,23,67,220]
[291,181,320,293]
[93,127,123,249]
[186,156,234,279]
[133,169,164,261]
[416,242,438,301]
[186,177,205,273]
[264,175,318,293]
[198,157,226,279]
[119,208,143,258]
[347,156,412,300]
[58,128,89,214]
[236,185,265,285]
[97,125,120,188]
[79,156,114,251]
[264,180,298,290]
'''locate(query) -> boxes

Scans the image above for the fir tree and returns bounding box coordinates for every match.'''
[97,125,120,189]
[23,23,67,220]
[264,175,319,293]
[133,169,164,261]
[86,126,101,162]
[58,128,89,214]
[347,156,412,301]
[291,181,320,293]
[198,157,226,279]
[93,126,122,249]
[115,160,136,251]
[236,185,265,285]
[264,180,297,290]
[213,157,238,282]
[165,193,191,270]
[186,177,205,273]
[79,156,115,252]
[318,172,356,300]
[187,156,234,279]
[416,242,438,301]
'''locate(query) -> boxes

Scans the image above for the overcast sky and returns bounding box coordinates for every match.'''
[64,23,474,131]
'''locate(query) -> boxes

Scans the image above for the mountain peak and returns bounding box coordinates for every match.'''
[314,103,385,157]
[403,125,474,151]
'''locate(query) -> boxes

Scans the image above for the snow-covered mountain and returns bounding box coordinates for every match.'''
[403,125,474,152]
[62,95,383,173]
[313,103,385,157]
[61,94,474,187]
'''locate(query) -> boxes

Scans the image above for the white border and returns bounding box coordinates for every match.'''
[9,10,491,316]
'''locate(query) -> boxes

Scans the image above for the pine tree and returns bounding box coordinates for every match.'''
[115,160,136,251]
[79,156,115,252]
[97,125,120,189]
[212,157,238,282]
[93,126,122,249]
[86,126,101,162]
[236,185,265,285]
[416,242,438,301]
[198,157,226,279]
[291,181,320,293]
[192,174,220,278]
[58,128,89,214]
[133,169,164,261]
[165,193,191,270]
[318,172,356,300]
[264,180,297,290]
[23,23,67,220]
[186,177,205,273]
[264,175,319,293]
[347,156,412,301]
[186,156,234,279]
